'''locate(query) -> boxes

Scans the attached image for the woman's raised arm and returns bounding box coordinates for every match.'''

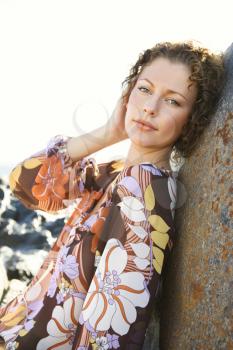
[8,95,128,215]
[67,93,129,162]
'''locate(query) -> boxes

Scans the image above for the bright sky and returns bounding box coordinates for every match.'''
[0,0,232,174]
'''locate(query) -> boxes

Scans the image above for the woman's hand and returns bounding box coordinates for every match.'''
[105,89,130,144]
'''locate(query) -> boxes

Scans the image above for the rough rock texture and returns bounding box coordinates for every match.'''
[159,45,233,349]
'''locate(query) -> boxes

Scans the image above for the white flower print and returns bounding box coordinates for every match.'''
[80,238,150,336]
[36,296,84,350]
[117,196,146,222]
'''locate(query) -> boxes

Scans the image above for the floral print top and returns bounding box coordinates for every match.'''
[0,134,178,350]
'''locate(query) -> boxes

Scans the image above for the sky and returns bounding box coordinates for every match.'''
[0,0,232,176]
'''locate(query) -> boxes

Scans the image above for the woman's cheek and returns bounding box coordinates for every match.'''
[125,101,139,122]
[127,90,140,107]
[124,113,132,132]
[158,116,179,139]
[124,110,137,135]
[158,115,174,130]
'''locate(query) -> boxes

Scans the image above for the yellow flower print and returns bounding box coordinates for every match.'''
[144,183,171,275]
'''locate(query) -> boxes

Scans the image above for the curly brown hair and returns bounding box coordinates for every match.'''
[121,40,226,167]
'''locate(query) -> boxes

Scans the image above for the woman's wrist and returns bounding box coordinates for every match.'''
[103,121,128,145]
[66,126,118,162]
[46,124,126,166]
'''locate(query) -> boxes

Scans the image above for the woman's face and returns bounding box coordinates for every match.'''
[124,57,198,150]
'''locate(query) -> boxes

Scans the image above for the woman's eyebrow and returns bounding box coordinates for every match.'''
[138,78,188,101]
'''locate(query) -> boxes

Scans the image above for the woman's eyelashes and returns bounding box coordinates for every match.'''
[137,86,180,106]
[137,86,151,93]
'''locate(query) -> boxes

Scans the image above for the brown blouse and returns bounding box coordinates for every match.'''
[0,135,178,350]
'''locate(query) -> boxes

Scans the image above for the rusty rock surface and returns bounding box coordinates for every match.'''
[159,43,233,350]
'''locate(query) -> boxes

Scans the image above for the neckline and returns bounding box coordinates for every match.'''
[111,158,175,176]
[139,161,173,173]
[121,161,174,175]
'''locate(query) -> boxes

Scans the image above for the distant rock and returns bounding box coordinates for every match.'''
[0,188,4,201]
[0,259,8,303]
[0,175,66,306]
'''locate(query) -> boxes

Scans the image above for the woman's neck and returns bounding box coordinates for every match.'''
[123,143,173,170]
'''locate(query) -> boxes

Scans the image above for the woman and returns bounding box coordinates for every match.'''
[0,40,225,350]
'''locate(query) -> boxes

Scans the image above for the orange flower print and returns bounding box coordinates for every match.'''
[32,155,69,203]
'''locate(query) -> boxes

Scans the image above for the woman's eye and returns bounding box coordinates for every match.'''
[138,86,150,93]
[137,87,180,106]
[166,99,180,106]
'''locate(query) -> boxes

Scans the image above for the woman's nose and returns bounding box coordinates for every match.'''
[143,97,160,116]
[143,106,155,116]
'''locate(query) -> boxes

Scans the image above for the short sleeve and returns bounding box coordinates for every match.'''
[8,135,116,214]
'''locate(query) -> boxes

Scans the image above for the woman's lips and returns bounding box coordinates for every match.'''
[134,120,157,131]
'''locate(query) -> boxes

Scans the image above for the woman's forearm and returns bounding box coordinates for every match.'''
[66,125,123,162]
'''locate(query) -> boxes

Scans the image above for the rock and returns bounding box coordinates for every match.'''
[0,176,62,299]
[0,218,54,251]
[43,218,65,237]
[0,187,4,201]
[159,44,233,349]
[0,259,8,303]
[9,198,38,223]
[0,178,7,186]
[0,219,8,232]
[0,246,49,282]
[1,207,18,220]
[0,174,66,318]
